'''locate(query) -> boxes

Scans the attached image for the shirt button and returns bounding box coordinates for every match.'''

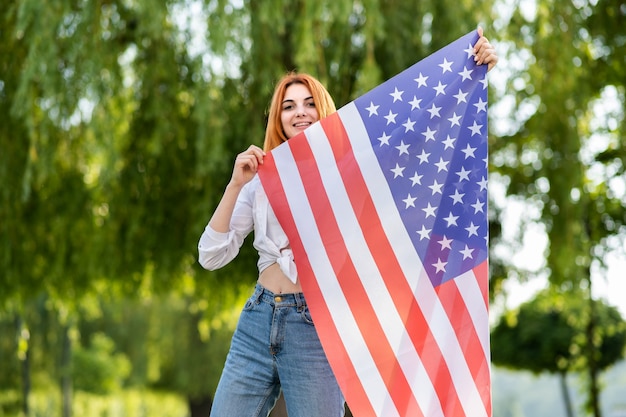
[274,296,282,303]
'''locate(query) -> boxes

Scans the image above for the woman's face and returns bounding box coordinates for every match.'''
[280,83,319,139]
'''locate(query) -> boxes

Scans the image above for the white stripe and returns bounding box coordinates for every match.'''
[340,103,488,417]
[454,270,492,414]
[271,142,399,417]
[455,269,490,360]
[306,120,438,416]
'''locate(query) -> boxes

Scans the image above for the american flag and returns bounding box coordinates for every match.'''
[258,30,491,417]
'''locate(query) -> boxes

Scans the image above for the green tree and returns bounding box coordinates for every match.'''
[491,290,626,417]
[490,1,626,415]
[72,332,131,394]
[70,285,246,417]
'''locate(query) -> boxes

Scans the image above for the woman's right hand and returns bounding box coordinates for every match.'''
[230,145,266,187]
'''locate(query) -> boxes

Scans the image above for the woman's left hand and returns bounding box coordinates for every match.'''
[474,27,498,72]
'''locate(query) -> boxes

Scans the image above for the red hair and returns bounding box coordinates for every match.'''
[263,72,336,152]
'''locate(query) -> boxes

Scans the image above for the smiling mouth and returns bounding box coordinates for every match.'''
[294,122,311,128]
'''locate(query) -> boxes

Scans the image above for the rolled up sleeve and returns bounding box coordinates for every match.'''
[197,182,254,271]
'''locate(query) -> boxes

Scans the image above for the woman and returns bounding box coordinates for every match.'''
[199,29,498,417]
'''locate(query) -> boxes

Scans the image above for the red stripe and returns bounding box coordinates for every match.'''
[322,114,467,416]
[475,260,489,310]
[286,131,419,416]
[259,152,376,417]
[436,269,490,415]
[474,261,492,413]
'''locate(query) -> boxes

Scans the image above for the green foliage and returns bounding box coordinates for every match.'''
[14,388,187,417]
[489,3,626,413]
[72,333,131,394]
[0,316,20,390]
[491,289,626,374]
[490,0,626,288]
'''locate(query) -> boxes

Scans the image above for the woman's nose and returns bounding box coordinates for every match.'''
[295,105,307,116]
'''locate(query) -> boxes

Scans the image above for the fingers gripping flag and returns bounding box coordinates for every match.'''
[259,30,491,417]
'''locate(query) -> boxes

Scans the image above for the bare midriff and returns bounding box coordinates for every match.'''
[258,262,302,294]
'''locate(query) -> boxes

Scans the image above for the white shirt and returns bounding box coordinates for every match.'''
[197,175,298,283]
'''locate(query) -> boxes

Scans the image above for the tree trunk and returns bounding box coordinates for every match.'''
[586,291,602,417]
[60,324,73,417]
[188,395,212,417]
[581,203,602,417]
[559,371,574,417]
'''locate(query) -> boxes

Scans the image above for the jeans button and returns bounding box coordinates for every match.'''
[274,296,282,302]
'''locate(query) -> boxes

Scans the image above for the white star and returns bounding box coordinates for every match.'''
[402,118,416,132]
[422,202,437,218]
[391,163,405,178]
[448,112,462,127]
[460,245,474,260]
[464,43,476,59]
[432,258,448,273]
[434,157,449,172]
[395,140,410,155]
[439,58,453,73]
[428,179,443,195]
[377,131,391,146]
[390,87,404,102]
[442,135,456,149]
[416,225,431,241]
[433,81,447,96]
[458,66,473,81]
[416,150,430,164]
[409,96,422,110]
[480,78,488,89]
[472,198,485,213]
[414,72,428,87]
[427,104,441,118]
[477,176,488,191]
[421,126,437,141]
[438,235,453,250]
[443,212,459,226]
[453,89,468,104]
[465,222,480,237]
[449,190,465,205]
[461,144,477,159]
[365,101,379,116]
[402,193,416,208]
[474,97,488,113]
[468,121,483,136]
[384,110,398,125]
[456,166,471,181]
[410,171,423,186]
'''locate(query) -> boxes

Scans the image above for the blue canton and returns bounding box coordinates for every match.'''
[354,32,489,287]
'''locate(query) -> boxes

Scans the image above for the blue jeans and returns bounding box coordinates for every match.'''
[210,284,345,417]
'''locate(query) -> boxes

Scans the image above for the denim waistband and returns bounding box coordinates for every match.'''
[252,283,307,308]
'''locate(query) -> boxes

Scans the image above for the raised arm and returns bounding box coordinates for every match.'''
[474,27,498,72]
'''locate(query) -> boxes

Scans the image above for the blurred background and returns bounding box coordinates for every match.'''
[1,0,625,416]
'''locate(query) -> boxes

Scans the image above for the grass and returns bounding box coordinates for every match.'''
[0,389,188,417]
